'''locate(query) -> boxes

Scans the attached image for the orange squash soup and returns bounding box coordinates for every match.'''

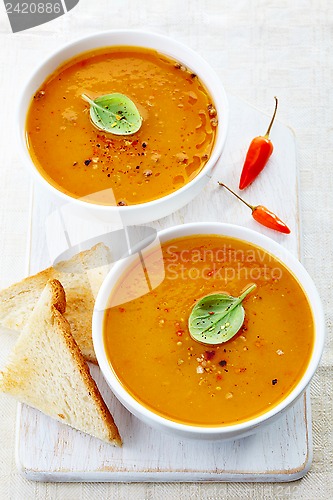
[103,235,314,427]
[26,47,217,206]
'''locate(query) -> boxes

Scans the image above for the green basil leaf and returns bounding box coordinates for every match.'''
[81,93,142,135]
[188,284,257,345]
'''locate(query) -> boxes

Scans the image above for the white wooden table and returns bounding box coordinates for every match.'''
[1,1,332,498]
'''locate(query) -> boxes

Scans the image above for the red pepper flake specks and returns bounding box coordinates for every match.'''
[216,374,222,381]
[176,330,184,337]
[34,90,45,99]
[208,311,215,315]
[207,104,217,117]
[272,378,278,385]
[205,350,215,361]
[118,307,125,313]
[219,360,227,367]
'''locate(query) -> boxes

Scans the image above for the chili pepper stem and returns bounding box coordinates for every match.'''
[218,182,255,211]
[264,96,278,138]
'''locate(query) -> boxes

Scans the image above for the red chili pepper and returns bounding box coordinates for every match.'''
[218,183,291,234]
[239,97,278,190]
[251,205,290,234]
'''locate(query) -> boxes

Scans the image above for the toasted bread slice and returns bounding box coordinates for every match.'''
[0,243,111,363]
[0,280,121,446]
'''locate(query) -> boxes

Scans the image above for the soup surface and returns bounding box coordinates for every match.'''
[104,235,314,426]
[26,47,217,205]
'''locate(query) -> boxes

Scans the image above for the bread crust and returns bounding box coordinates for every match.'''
[0,243,112,364]
[0,279,122,446]
[51,283,122,446]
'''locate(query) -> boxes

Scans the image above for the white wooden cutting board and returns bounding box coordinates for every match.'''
[15,95,312,482]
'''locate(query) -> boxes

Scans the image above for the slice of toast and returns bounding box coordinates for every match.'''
[0,279,121,446]
[0,243,111,363]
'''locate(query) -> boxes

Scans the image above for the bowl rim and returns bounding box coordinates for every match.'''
[92,222,325,436]
[16,29,229,213]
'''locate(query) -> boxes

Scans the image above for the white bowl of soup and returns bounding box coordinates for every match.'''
[17,30,228,225]
[93,222,325,441]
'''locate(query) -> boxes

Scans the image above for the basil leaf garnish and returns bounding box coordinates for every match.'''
[81,93,142,135]
[188,284,257,345]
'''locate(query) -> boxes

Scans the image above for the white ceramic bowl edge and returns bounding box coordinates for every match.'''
[92,222,325,440]
[17,30,229,225]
